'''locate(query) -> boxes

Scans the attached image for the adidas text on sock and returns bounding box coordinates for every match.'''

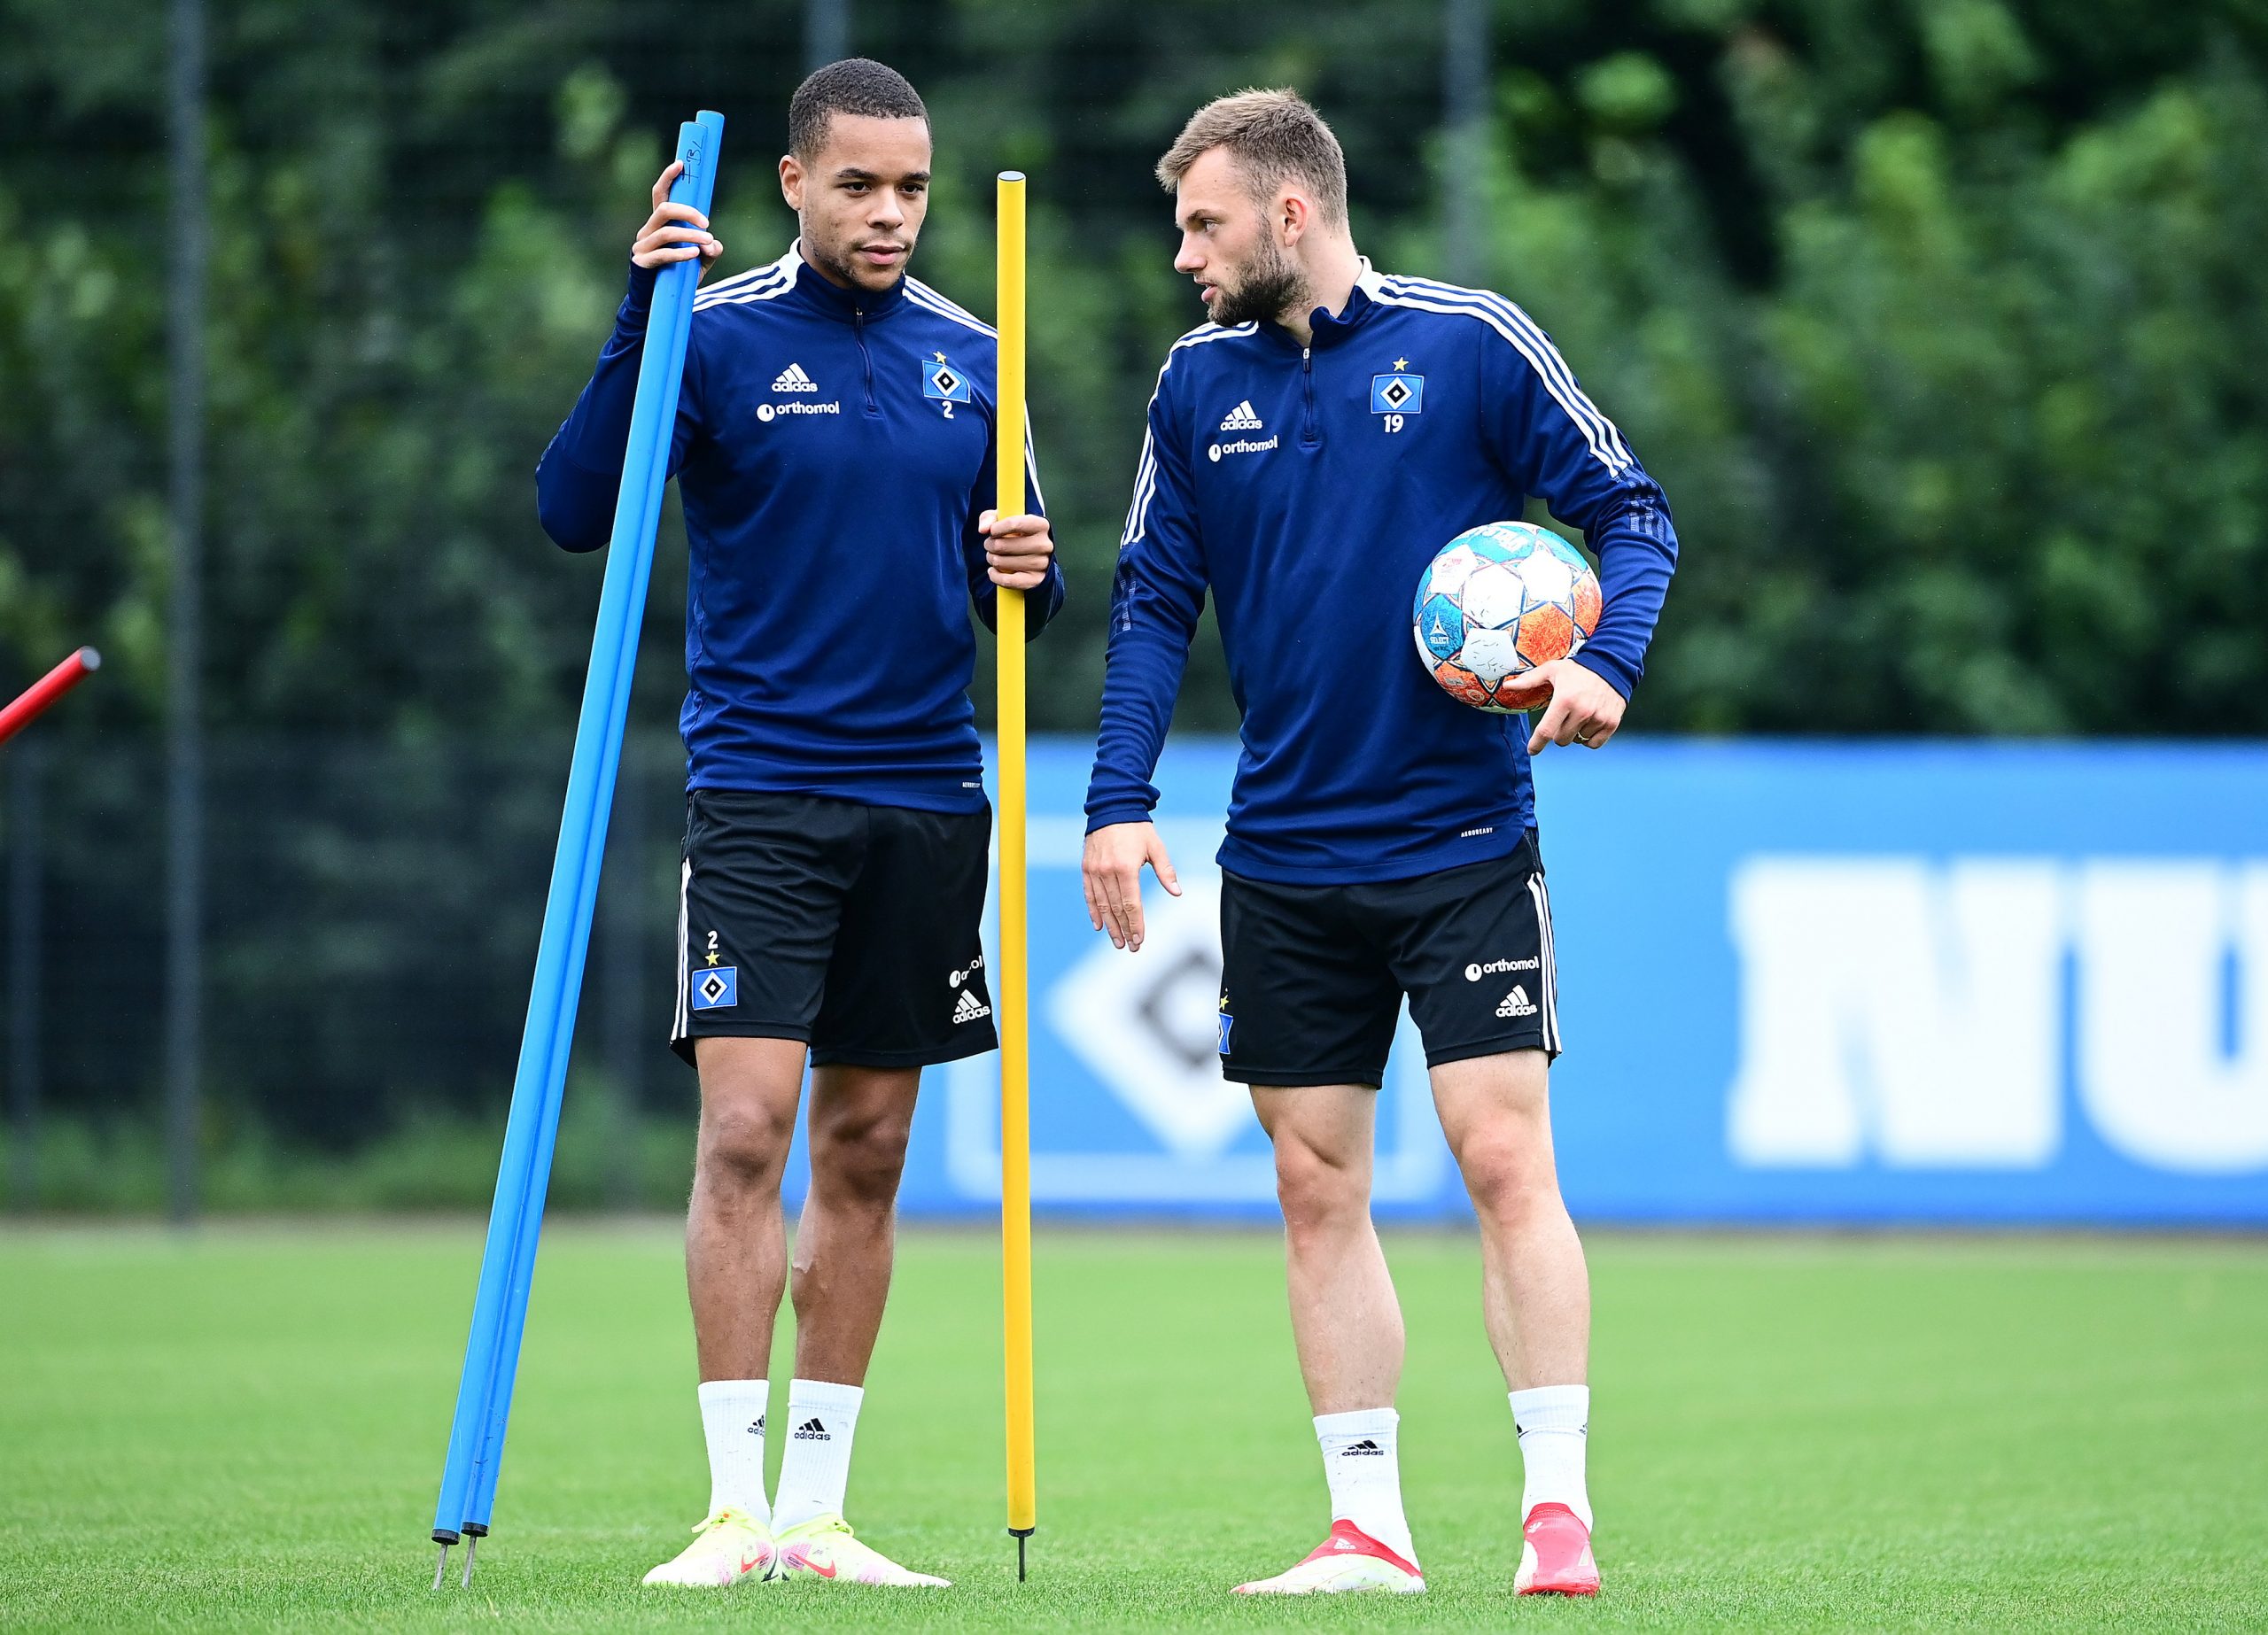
[771,1378,865,1532]
[1314,1407,1416,1567]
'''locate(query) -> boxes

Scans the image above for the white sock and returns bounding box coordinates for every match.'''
[1510,1383,1591,1530]
[770,1378,864,1531]
[1314,1407,1417,1566]
[696,1379,770,1523]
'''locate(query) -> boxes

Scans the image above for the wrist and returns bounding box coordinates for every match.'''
[1569,646,1637,701]
[617,261,661,329]
[1085,806,1153,833]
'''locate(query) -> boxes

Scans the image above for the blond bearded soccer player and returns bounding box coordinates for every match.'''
[537,60,1061,1588]
[1082,91,1679,1597]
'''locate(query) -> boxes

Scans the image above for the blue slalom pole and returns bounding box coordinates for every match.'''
[430,111,723,1590]
[458,111,722,1545]
[431,109,722,1574]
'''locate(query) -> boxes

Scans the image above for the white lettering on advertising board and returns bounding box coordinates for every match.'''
[2075,862,2268,1173]
[1726,856,2268,1174]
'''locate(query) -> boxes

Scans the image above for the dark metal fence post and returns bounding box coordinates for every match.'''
[166,0,207,1226]
[6,745,41,1213]
[1443,0,1490,285]
[805,0,850,72]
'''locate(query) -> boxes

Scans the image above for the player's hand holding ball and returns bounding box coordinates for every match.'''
[1498,662,1625,756]
[978,509,1054,590]
[1412,520,1621,754]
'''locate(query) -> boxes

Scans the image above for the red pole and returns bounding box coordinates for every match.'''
[0,648,100,749]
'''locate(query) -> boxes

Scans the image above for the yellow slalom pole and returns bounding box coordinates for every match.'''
[994,169,1037,1580]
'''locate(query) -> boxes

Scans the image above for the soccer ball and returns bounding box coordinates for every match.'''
[1412,522,1602,712]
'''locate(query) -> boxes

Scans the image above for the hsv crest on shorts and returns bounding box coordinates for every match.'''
[691,966,739,1011]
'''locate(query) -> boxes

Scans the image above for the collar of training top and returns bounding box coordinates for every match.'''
[1265,255,1390,352]
[780,238,910,324]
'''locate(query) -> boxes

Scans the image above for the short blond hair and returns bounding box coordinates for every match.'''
[1155,89,1348,229]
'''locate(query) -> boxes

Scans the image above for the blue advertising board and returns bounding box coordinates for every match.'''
[779,739,2268,1226]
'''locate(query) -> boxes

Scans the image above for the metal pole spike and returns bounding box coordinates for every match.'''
[461,1534,478,1588]
[432,1542,449,1591]
[1013,1526,1033,1583]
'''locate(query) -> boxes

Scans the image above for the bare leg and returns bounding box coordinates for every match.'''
[1430,1050,1588,1389]
[686,1036,806,1382]
[789,1064,920,1384]
[1250,1084,1403,1412]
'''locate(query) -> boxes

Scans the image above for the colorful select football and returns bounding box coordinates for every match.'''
[1412,521,1603,712]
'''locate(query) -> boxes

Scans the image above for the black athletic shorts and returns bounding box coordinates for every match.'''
[1216,832,1561,1088]
[671,789,997,1070]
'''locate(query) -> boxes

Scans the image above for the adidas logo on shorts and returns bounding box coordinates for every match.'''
[1497,984,1538,1019]
[953,987,991,1024]
[1218,399,1263,430]
[771,361,819,392]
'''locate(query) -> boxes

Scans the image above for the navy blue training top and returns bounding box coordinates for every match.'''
[537,244,1064,812]
[1084,264,1680,883]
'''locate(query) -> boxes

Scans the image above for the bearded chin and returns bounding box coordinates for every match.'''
[1211,249,1309,329]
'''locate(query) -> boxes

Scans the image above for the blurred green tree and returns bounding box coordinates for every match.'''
[3,0,2264,747]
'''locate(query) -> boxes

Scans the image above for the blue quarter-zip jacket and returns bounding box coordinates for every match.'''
[1085,264,1679,883]
[537,244,1063,812]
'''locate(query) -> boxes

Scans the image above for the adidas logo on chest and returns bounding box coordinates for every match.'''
[1208,399,1279,462]
[771,362,819,392]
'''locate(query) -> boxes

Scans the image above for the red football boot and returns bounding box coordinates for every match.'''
[1514,1502,1599,1595]
[1233,1519,1426,1595]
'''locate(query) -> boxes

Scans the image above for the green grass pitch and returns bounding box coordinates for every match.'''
[4,1225,2264,1631]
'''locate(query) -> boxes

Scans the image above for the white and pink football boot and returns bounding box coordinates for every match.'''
[1232,1519,1426,1595]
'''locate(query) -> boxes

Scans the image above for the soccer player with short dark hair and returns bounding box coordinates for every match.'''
[1082,88,1679,1597]
[537,58,1062,1589]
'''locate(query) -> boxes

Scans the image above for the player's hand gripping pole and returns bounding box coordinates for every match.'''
[426,111,724,1592]
[0,648,100,750]
[995,170,1038,1582]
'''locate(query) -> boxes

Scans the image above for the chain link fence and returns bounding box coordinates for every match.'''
[1,732,701,1210]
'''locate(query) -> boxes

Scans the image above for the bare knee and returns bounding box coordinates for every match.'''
[1457,1124,1564,1233]
[693,1052,796,1199]
[697,1096,796,1197]
[809,1096,913,1214]
[693,1039,805,1198]
[1274,1135,1371,1250]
